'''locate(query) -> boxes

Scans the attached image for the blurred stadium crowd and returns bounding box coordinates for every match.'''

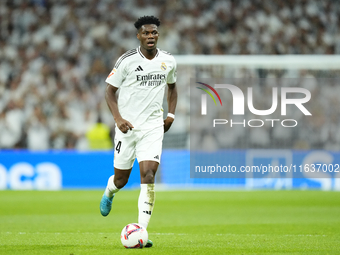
[0,0,339,150]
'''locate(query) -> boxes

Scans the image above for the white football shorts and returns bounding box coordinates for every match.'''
[113,125,164,169]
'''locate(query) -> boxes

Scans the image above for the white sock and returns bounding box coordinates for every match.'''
[138,184,155,229]
[104,175,120,198]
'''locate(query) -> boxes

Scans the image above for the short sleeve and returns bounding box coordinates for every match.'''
[167,59,177,84]
[105,60,126,88]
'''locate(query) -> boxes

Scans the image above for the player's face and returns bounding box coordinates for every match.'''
[137,24,159,51]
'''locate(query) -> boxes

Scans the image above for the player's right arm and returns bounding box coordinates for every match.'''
[105,53,135,133]
[105,85,134,133]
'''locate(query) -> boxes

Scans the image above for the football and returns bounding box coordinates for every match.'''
[120,223,148,248]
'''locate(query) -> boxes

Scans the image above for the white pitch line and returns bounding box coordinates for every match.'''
[2,232,327,237]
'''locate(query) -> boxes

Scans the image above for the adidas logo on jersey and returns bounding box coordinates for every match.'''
[154,155,159,160]
[135,65,143,71]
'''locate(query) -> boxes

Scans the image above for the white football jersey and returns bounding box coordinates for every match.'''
[105,46,177,130]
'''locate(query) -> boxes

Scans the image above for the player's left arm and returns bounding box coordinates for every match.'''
[164,82,177,133]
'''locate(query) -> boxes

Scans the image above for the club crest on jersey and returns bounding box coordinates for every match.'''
[161,62,167,71]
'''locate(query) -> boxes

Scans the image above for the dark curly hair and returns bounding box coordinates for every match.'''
[134,16,161,30]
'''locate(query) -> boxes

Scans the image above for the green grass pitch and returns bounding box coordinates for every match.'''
[0,190,339,254]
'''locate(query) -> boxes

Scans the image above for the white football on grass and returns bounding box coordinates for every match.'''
[120,223,148,248]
